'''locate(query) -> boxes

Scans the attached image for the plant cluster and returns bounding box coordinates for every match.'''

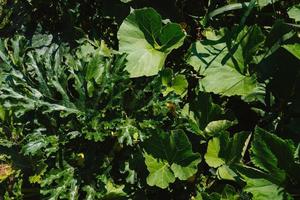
[0,0,300,199]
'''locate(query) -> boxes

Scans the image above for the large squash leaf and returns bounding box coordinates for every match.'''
[118,8,185,77]
[250,127,298,183]
[143,130,201,188]
[200,66,265,101]
[186,26,265,101]
[204,132,251,180]
[235,165,290,200]
[234,128,300,199]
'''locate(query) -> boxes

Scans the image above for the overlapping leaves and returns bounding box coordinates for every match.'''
[1,3,300,200]
[187,26,266,102]
[118,8,185,77]
[143,130,201,188]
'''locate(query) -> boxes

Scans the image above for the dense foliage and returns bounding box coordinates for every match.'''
[0,0,300,199]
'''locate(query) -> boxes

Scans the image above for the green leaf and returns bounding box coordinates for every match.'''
[235,165,290,200]
[205,136,225,168]
[83,185,100,200]
[161,69,188,97]
[0,105,5,121]
[250,127,296,183]
[204,120,237,137]
[144,153,175,189]
[186,29,227,74]
[171,75,188,96]
[21,128,59,157]
[85,56,105,82]
[143,130,201,188]
[118,8,185,77]
[187,26,265,101]
[288,4,300,22]
[221,185,242,200]
[205,132,251,180]
[200,66,264,100]
[244,178,286,200]
[181,92,225,136]
[187,26,265,74]
[41,166,79,200]
[31,34,53,48]
[257,0,279,9]
[103,181,127,199]
[117,119,141,146]
[283,43,300,60]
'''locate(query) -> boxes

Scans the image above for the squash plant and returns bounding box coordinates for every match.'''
[1,0,300,199]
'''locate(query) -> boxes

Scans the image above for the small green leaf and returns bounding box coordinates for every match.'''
[31,34,53,48]
[205,136,225,168]
[144,153,175,189]
[85,56,105,82]
[162,69,188,97]
[204,120,237,137]
[288,4,300,22]
[21,128,59,157]
[283,43,300,60]
[0,105,5,121]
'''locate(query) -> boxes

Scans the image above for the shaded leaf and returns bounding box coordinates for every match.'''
[143,130,201,188]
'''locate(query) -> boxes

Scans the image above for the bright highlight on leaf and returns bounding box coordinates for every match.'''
[118,8,185,77]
